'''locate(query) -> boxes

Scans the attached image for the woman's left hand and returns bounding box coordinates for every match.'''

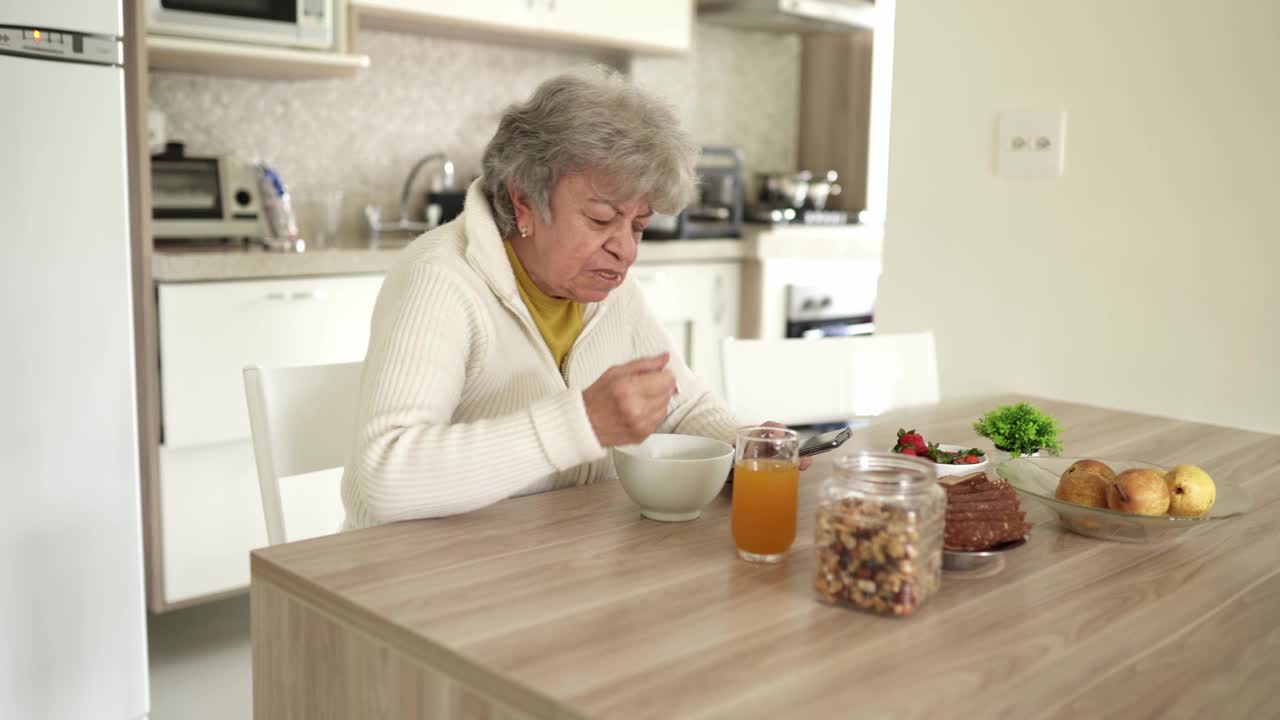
[761,421,813,471]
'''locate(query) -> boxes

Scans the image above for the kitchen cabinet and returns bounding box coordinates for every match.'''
[352,0,538,34]
[353,0,691,54]
[539,0,691,53]
[632,262,740,398]
[155,274,381,605]
[159,275,382,448]
[147,36,370,81]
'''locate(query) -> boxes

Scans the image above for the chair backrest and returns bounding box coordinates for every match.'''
[243,362,363,546]
[721,332,940,426]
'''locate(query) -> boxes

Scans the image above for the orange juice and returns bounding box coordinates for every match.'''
[732,459,800,558]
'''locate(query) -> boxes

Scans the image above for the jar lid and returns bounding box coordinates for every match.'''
[830,452,938,496]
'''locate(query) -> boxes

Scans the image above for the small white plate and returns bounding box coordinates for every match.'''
[931,444,990,478]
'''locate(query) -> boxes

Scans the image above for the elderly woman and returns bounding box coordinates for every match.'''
[342,69,801,528]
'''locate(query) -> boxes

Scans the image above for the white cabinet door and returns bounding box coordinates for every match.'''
[156,274,380,605]
[632,265,696,364]
[158,275,382,448]
[352,0,540,33]
[692,263,740,398]
[160,441,342,603]
[541,0,691,52]
[354,0,690,52]
[632,262,740,398]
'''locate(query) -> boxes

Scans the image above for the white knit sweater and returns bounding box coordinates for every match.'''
[341,181,741,528]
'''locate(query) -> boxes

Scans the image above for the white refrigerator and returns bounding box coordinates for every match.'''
[0,0,150,718]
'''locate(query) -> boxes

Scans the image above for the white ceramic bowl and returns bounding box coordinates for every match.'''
[611,434,734,522]
[932,444,991,479]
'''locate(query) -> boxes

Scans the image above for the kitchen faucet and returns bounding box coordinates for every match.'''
[365,152,456,239]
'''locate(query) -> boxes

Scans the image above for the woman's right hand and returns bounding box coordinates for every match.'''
[583,353,677,447]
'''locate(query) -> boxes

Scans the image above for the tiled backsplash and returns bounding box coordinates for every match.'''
[628,25,800,176]
[149,24,799,245]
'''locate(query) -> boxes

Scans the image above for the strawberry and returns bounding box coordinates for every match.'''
[900,447,918,456]
[896,428,927,454]
[962,454,980,464]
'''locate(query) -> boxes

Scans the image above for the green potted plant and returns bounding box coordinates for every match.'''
[973,402,1063,457]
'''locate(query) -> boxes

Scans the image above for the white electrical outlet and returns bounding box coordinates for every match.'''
[148,109,167,155]
[996,110,1066,178]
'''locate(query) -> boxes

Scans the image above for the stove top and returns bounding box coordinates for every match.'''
[745,206,859,226]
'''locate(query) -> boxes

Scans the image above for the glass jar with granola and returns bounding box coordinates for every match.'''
[814,452,945,616]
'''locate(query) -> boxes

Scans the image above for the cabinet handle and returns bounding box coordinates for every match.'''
[262,290,327,302]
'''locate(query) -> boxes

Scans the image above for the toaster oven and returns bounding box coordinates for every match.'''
[645,146,744,240]
[151,155,263,242]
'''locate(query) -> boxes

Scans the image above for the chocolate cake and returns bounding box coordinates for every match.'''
[942,473,1032,551]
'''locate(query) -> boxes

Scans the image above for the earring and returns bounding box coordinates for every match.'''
[519,226,528,238]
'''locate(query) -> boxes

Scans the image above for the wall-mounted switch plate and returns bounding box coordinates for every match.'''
[997,110,1066,178]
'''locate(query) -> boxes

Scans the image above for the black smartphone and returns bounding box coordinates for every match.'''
[799,427,853,457]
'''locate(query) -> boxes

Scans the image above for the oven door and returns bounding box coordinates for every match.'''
[147,0,332,49]
[151,158,224,221]
[785,282,877,338]
[786,315,875,339]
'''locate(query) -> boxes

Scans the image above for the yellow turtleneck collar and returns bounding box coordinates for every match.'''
[503,241,585,370]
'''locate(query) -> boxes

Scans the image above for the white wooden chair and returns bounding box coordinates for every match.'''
[720,332,940,427]
[243,362,363,546]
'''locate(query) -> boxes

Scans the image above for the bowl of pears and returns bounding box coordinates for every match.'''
[995,457,1251,543]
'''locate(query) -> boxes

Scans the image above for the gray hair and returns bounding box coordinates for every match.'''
[481,67,697,238]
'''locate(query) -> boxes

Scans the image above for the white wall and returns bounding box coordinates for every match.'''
[876,0,1280,433]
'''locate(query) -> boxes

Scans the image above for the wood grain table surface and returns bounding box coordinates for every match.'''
[251,395,1280,719]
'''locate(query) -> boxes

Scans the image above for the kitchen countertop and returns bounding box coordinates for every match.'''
[250,395,1280,719]
[152,225,883,282]
[152,245,399,282]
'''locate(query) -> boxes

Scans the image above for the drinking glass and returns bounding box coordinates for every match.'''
[732,426,801,563]
[302,189,345,250]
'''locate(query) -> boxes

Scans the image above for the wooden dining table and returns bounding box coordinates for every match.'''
[250,395,1280,719]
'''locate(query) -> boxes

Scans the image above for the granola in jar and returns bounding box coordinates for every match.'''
[814,453,945,616]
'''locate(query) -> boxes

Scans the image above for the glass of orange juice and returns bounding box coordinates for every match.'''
[732,426,801,563]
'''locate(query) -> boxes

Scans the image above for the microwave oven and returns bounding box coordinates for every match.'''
[146,0,334,50]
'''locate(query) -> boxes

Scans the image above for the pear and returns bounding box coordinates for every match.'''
[1165,464,1216,517]
[1106,468,1170,516]
[1055,459,1114,509]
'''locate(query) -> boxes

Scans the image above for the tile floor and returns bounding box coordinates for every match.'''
[147,595,252,720]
